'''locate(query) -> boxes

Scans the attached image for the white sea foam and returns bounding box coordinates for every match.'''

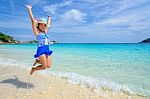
[50,71,150,97]
[43,71,136,95]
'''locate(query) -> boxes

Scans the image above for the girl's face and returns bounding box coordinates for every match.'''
[38,23,47,33]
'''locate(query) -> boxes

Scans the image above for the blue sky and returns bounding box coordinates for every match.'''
[0,0,150,43]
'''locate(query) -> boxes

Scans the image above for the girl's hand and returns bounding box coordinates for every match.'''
[25,5,32,9]
[48,16,51,19]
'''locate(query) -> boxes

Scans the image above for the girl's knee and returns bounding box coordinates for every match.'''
[42,65,47,69]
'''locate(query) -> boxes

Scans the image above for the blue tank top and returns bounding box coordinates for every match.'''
[36,33,50,47]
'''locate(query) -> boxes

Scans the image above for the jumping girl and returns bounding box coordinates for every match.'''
[25,5,53,75]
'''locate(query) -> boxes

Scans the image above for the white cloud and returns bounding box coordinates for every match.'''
[50,0,150,35]
[43,5,57,14]
[30,0,46,5]
[108,0,150,15]
[61,9,87,23]
[94,4,150,32]
[43,1,72,14]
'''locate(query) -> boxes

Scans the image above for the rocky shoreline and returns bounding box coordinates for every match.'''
[0,32,58,44]
[0,41,58,44]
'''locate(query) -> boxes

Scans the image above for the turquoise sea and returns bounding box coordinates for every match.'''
[0,43,150,97]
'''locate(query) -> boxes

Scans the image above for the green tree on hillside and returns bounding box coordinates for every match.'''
[0,32,16,43]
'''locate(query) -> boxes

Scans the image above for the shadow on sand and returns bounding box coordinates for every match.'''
[0,76,34,89]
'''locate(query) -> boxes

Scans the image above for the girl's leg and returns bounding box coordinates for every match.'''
[30,54,47,75]
[33,59,41,66]
[46,55,52,68]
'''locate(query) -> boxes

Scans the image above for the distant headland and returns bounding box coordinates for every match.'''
[139,38,150,43]
[0,32,58,44]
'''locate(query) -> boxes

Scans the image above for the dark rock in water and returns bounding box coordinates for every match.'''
[140,38,150,43]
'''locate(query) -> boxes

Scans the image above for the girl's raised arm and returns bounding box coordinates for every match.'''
[25,5,38,36]
[47,16,51,29]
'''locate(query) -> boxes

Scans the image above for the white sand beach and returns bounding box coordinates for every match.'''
[0,66,146,99]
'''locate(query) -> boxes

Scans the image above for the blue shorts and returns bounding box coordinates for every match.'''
[34,45,53,58]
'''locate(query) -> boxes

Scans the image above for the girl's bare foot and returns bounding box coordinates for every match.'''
[33,59,38,66]
[30,67,35,75]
